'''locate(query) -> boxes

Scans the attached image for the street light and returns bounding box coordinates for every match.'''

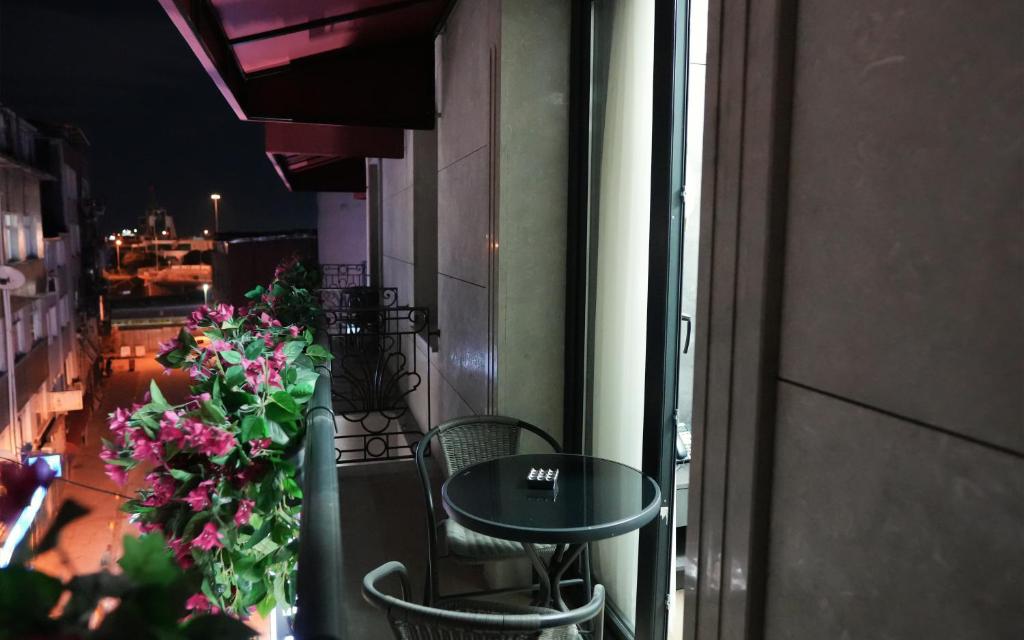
[202,283,210,306]
[114,238,122,272]
[210,193,221,233]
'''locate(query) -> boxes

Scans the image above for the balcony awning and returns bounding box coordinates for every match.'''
[264,122,402,191]
[158,0,448,130]
[268,153,369,192]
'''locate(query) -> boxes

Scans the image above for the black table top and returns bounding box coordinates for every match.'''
[442,453,662,545]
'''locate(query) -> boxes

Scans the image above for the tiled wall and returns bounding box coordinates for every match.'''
[762,1,1024,636]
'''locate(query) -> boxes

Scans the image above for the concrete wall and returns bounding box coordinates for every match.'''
[586,0,655,628]
[316,193,367,267]
[495,0,570,441]
[758,1,1024,637]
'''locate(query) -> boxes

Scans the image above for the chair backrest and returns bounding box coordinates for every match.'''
[364,561,605,640]
[426,415,561,477]
[414,415,561,604]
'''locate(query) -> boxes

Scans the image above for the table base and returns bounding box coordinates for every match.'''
[522,542,591,612]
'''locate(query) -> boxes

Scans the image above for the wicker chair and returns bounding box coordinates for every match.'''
[416,415,579,605]
[364,561,605,640]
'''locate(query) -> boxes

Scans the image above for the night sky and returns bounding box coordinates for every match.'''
[0,0,317,235]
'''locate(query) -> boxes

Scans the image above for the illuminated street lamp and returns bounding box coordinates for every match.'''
[202,283,210,306]
[210,193,221,232]
[114,238,122,272]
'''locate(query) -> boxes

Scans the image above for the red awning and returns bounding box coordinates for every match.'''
[159,0,446,191]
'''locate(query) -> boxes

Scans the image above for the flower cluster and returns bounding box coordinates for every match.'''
[102,259,328,618]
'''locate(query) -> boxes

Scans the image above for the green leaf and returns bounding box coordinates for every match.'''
[0,566,63,630]
[241,415,268,441]
[244,339,264,361]
[242,518,273,550]
[224,365,245,388]
[149,380,169,408]
[220,350,243,365]
[271,391,299,416]
[305,344,330,361]
[265,419,289,445]
[282,340,305,362]
[118,533,180,587]
[169,468,194,482]
[182,614,256,640]
[201,400,227,424]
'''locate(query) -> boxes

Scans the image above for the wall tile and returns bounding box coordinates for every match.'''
[381,131,413,198]
[779,0,1024,451]
[438,0,494,169]
[765,382,1024,640]
[438,147,491,287]
[438,274,489,414]
[382,256,414,308]
[382,186,414,264]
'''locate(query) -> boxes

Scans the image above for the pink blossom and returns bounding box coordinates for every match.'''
[157,337,180,357]
[108,407,131,433]
[234,498,255,526]
[132,435,164,464]
[248,438,271,455]
[158,410,185,445]
[99,447,116,463]
[186,305,210,331]
[141,472,175,507]
[137,520,162,534]
[209,303,235,324]
[192,522,224,551]
[168,536,194,569]
[185,593,218,614]
[199,427,236,458]
[183,479,215,512]
[258,312,281,328]
[288,325,301,338]
[104,464,128,486]
[210,339,233,353]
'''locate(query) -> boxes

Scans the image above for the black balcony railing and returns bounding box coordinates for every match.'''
[319,279,430,465]
[320,262,368,289]
[294,326,344,640]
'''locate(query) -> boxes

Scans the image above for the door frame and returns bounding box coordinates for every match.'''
[681,0,798,638]
[635,0,689,638]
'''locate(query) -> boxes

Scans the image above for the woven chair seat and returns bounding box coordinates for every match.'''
[443,519,556,562]
[436,599,583,640]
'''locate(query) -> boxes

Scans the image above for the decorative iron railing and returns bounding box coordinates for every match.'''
[320,286,430,465]
[320,262,368,289]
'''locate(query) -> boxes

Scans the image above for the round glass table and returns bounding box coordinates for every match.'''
[442,453,661,609]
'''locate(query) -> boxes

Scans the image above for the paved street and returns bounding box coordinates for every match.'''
[33,360,191,580]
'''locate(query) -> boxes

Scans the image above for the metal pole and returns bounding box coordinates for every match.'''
[213,198,220,232]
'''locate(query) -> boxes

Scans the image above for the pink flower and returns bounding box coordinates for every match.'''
[104,464,128,486]
[248,438,271,455]
[258,312,281,328]
[234,499,255,526]
[192,522,224,551]
[288,325,301,338]
[137,520,162,534]
[141,472,176,507]
[158,411,185,445]
[209,303,235,324]
[168,536,194,569]
[182,479,215,512]
[132,435,164,464]
[99,447,116,462]
[185,593,218,614]
[157,337,180,357]
[108,407,131,433]
[199,427,236,458]
[186,305,210,331]
[210,339,232,353]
